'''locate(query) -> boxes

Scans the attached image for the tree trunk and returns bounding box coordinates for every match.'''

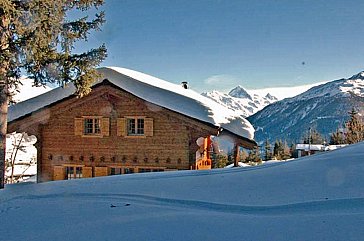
[0,84,8,188]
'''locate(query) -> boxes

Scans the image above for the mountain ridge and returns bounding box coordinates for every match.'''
[248,71,364,143]
[202,87,278,118]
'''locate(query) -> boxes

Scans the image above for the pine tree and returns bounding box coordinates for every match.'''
[329,127,346,145]
[0,0,107,188]
[281,141,291,160]
[273,140,291,160]
[303,128,324,145]
[273,140,283,160]
[240,149,249,163]
[263,139,272,161]
[212,153,228,168]
[346,108,364,144]
[246,146,262,165]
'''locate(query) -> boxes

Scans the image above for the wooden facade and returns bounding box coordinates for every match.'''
[7,80,256,182]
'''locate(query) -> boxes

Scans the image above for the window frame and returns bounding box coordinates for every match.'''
[127,117,145,136]
[65,166,83,180]
[83,117,101,135]
[124,167,135,174]
[110,167,122,175]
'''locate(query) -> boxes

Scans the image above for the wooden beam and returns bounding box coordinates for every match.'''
[234,144,240,167]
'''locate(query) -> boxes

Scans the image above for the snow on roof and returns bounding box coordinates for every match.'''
[296,144,348,151]
[296,144,325,151]
[224,161,251,168]
[325,144,348,151]
[8,67,255,140]
[8,82,77,122]
[10,77,52,103]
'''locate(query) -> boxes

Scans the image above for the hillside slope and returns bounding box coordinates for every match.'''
[248,72,364,143]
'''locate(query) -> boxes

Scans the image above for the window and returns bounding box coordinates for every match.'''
[124,168,134,174]
[84,118,101,135]
[127,118,144,135]
[110,167,122,175]
[139,168,164,173]
[75,117,109,137]
[117,117,153,137]
[66,166,83,179]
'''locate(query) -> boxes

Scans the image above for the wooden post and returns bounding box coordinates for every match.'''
[234,144,240,167]
[34,126,43,183]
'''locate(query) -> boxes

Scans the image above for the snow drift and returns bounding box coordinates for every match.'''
[1,142,364,241]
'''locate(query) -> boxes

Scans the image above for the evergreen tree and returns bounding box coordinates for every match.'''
[290,143,296,158]
[273,140,283,160]
[330,108,364,145]
[345,108,364,144]
[263,139,272,161]
[281,141,291,160]
[303,128,324,145]
[0,0,107,188]
[273,140,291,160]
[246,146,262,165]
[240,149,249,163]
[212,153,228,168]
[329,127,346,145]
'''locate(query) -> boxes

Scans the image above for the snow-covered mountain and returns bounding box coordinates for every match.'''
[248,71,364,143]
[202,85,278,117]
[249,80,329,101]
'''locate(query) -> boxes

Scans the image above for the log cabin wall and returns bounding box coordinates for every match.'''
[8,82,218,182]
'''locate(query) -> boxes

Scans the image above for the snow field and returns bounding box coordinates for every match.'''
[1,142,364,240]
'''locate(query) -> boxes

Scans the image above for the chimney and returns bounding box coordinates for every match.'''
[181,81,188,89]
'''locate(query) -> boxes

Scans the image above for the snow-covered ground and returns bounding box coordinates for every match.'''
[6,79,44,184]
[1,142,364,241]
[5,133,37,183]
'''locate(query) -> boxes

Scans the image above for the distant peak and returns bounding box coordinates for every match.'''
[228,85,252,100]
[201,90,224,97]
[265,93,278,101]
[349,71,364,80]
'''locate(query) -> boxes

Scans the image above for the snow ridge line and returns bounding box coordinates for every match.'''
[7,193,364,216]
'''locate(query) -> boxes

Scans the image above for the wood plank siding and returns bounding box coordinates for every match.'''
[9,81,246,182]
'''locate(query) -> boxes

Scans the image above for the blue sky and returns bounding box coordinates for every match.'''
[77,0,364,93]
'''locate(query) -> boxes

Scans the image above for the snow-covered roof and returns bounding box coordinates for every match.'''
[8,67,255,140]
[296,144,325,151]
[224,161,251,168]
[296,144,348,151]
[10,77,52,103]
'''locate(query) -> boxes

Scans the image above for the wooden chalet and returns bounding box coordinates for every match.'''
[7,67,256,182]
